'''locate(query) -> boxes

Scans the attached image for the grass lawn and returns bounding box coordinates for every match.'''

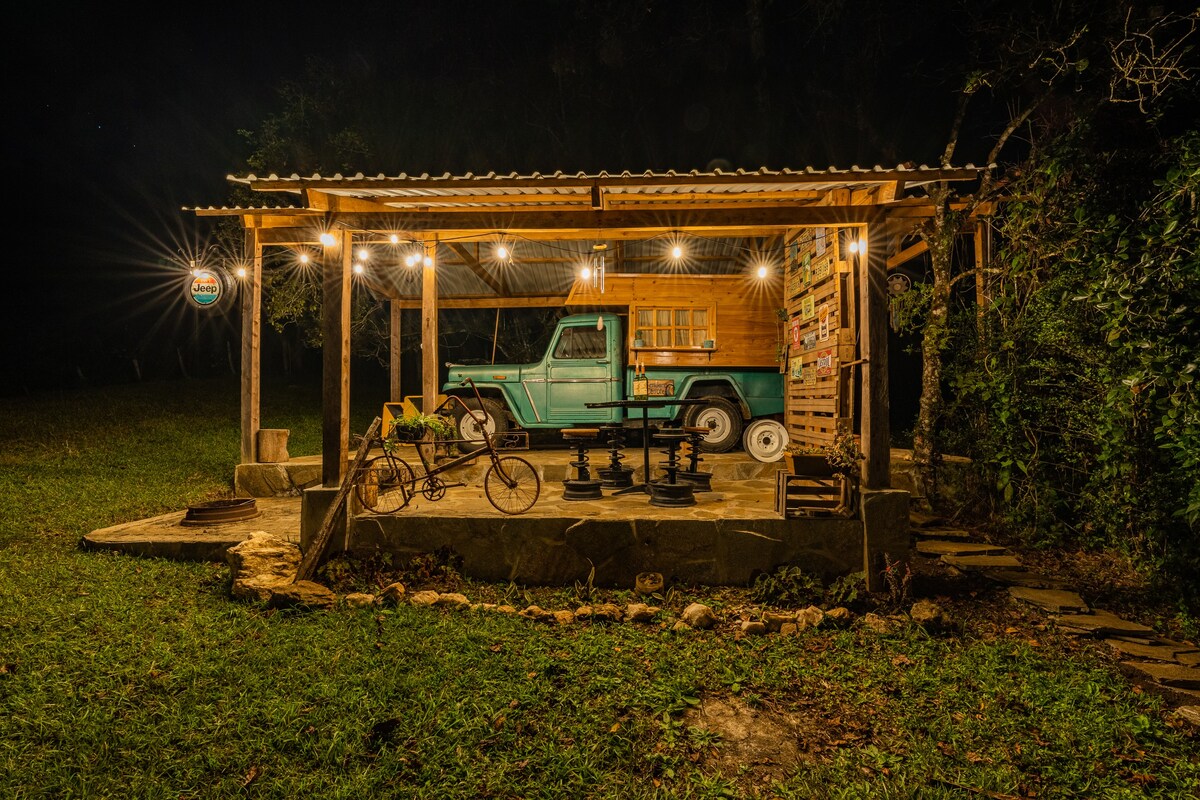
[1,377,1197,798]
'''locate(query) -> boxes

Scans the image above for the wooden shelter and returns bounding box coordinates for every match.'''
[192,165,986,493]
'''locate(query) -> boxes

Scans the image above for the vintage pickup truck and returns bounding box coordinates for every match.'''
[443,312,786,454]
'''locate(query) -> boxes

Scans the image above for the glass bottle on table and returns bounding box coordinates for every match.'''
[633,359,648,400]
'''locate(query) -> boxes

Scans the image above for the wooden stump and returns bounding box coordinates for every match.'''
[257,428,290,463]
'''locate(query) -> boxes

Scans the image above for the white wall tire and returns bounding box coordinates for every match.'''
[683,397,743,453]
[742,419,789,462]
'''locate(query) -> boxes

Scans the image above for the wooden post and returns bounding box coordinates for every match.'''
[389,301,402,402]
[858,224,890,490]
[421,235,439,415]
[974,220,988,323]
[239,229,262,464]
[321,228,352,487]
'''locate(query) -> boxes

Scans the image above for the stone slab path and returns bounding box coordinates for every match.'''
[909,511,1200,727]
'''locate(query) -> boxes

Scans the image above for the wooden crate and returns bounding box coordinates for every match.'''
[775,470,854,518]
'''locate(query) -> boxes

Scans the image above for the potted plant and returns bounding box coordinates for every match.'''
[387,413,455,443]
[784,433,863,478]
[784,444,836,477]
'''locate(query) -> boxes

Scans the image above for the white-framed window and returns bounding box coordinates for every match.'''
[631,305,713,348]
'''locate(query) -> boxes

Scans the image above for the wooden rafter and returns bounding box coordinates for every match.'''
[448,242,506,295]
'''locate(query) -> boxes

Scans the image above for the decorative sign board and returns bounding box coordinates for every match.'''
[187,271,223,308]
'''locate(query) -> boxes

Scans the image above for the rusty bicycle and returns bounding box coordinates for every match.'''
[353,379,540,515]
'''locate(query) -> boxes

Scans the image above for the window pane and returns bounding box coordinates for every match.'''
[693,330,708,345]
[693,309,707,326]
[634,329,647,344]
[655,329,670,347]
[675,329,689,346]
[637,309,653,327]
[675,309,690,326]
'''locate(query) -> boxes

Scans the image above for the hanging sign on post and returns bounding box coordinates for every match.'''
[186,270,224,308]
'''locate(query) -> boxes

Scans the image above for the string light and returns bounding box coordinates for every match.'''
[496,245,509,260]
[353,263,365,274]
[389,234,400,244]
[356,248,370,261]
[319,232,336,247]
[236,266,247,278]
[671,245,683,259]
[298,253,310,265]
[756,265,768,279]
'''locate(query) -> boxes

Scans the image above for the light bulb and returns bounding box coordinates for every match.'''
[357,248,370,261]
[319,232,336,247]
[497,245,509,260]
[848,241,859,254]
[423,255,433,267]
[299,253,310,265]
[404,255,416,268]
[389,234,400,244]
[671,245,683,259]
[353,263,364,274]
[581,266,592,280]
[756,265,768,279]
[236,266,247,278]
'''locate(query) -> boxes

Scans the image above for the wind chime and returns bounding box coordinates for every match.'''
[584,242,606,293]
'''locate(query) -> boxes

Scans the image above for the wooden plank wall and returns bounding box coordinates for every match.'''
[782,227,857,447]
[567,273,782,368]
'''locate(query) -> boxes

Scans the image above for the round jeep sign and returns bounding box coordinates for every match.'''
[188,272,223,307]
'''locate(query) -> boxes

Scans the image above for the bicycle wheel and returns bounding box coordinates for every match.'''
[355,456,414,514]
[484,456,540,515]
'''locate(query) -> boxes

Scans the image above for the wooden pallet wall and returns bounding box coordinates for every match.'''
[781,226,857,448]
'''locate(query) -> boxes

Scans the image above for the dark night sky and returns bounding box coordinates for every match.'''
[9,1,996,392]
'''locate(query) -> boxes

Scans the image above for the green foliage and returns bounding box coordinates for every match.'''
[825,571,866,608]
[387,412,455,442]
[944,126,1200,607]
[750,566,824,607]
[2,380,1199,797]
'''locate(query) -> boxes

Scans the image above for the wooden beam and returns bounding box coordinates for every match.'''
[240,229,262,465]
[447,242,504,294]
[389,294,569,309]
[858,224,890,491]
[421,236,439,415]
[306,189,398,214]
[389,302,402,402]
[321,230,352,486]
[885,240,929,269]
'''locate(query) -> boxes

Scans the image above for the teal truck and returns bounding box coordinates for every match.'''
[443,312,786,454]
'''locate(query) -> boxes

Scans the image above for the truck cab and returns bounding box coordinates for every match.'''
[444,311,785,455]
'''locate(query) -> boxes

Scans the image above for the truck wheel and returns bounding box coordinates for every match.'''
[684,397,743,453]
[454,398,508,454]
[742,419,789,463]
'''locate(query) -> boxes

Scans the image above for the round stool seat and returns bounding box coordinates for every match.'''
[563,428,600,438]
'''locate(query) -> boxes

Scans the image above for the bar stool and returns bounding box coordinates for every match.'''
[677,426,713,492]
[597,424,635,489]
[648,429,696,507]
[561,428,604,500]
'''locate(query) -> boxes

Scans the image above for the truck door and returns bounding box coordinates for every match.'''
[546,323,619,422]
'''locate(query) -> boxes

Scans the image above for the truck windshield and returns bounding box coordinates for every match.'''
[552,327,607,359]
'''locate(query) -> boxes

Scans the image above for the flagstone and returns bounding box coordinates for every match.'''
[1120,661,1200,689]
[982,570,1071,589]
[918,540,1008,556]
[1054,612,1155,636]
[1105,639,1189,662]
[914,527,974,540]
[940,554,1024,571]
[1009,586,1089,613]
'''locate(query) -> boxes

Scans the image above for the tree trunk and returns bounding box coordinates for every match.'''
[912,223,956,507]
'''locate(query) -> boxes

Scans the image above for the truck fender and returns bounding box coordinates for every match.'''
[675,376,750,418]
